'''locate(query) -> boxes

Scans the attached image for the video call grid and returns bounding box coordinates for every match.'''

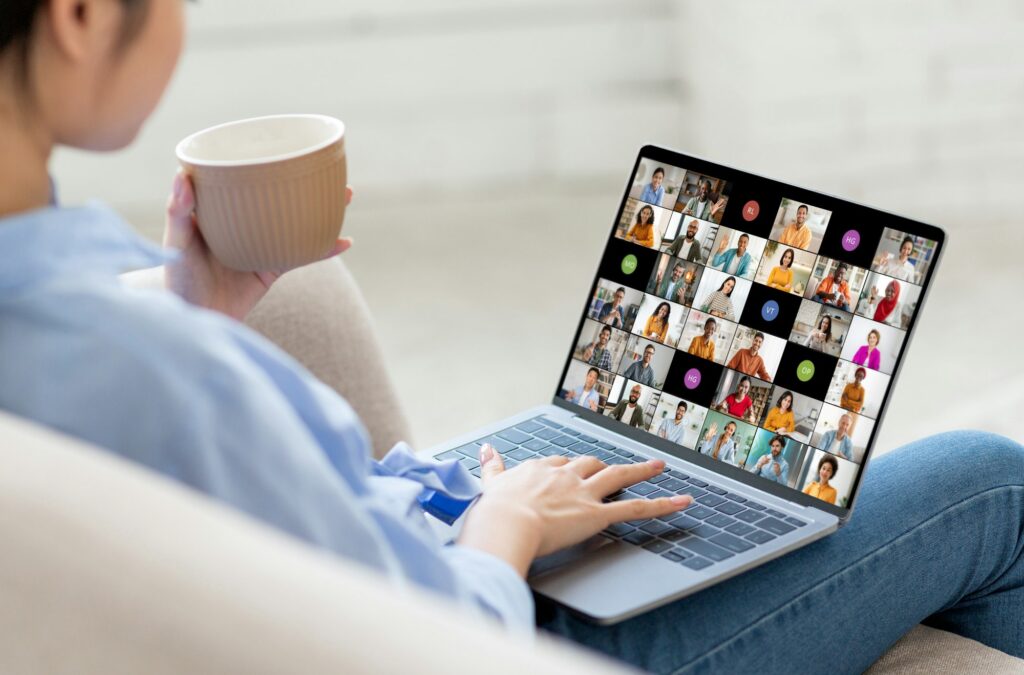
[562,157,938,507]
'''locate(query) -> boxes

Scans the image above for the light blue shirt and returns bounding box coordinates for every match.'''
[820,430,855,461]
[0,204,532,630]
[710,249,752,277]
[698,434,737,465]
[751,453,789,484]
[658,416,687,444]
[639,183,664,205]
[570,385,600,410]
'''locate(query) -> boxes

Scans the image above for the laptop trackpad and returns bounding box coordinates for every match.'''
[528,535,615,576]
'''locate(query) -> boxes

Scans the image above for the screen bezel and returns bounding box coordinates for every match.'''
[551,144,946,523]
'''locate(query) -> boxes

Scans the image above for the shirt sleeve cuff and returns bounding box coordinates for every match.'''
[441,545,535,634]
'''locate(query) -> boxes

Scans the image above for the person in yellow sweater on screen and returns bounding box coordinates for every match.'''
[687,317,717,361]
[763,390,796,435]
[840,367,867,414]
[804,455,840,505]
[642,302,671,343]
[766,248,796,292]
[626,204,656,248]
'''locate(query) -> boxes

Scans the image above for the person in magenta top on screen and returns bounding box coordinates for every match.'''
[853,329,883,371]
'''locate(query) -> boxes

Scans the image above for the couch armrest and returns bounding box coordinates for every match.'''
[245,258,412,458]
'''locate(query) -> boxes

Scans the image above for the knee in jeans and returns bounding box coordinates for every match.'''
[921,430,1024,487]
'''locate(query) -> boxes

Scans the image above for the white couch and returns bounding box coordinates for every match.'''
[1,259,1020,674]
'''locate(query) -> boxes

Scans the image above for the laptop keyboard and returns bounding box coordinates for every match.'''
[433,416,807,572]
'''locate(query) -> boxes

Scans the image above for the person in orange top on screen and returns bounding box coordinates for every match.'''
[643,302,671,343]
[813,262,852,310]
[804,455,840,505]
[763,390,796,435]
[841,367,867,414]
[626,205,656,248]
[766,248,796,292]
[688,317,717,361]
[727,332,772,381]
[778,204,813,250]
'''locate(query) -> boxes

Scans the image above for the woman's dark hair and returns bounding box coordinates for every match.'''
[717,276,737,296]
[777,390,794,409]
[653,167,665,178]
[818,314,832,341]
[636,205,654,225]
[653,302,670,321]
[736,377,751,392]
[900,236,914,251]
[1,0,150,83]
[780,248,795,268]
[818,455,839,480]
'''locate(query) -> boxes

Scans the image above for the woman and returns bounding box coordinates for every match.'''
[841,368,867,414]
[805,314,832,352]
[803,455,840,505]
[875,236,916,282]
[3,5,1023,673]
[700,276,737,322]
[852,329,883,371]
[763,390,796,435]
[642,302,671,343]
[872,280,902,325]
[766,248,796,292]
[698,421,739,465]
[715,377,756,423]
[626,204,656,248]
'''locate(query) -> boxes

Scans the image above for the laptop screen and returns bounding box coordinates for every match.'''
[554,146,944,517]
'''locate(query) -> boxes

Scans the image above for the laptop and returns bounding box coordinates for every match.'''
[426,145,945,624]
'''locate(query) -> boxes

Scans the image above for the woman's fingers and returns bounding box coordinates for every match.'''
[164,172,197,251]
[603,494,691,524]
[565,455,607,479]
[584,459,665,496]
[479,444,505,483]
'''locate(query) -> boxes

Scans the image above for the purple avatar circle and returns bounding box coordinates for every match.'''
[684,368,702,390]
[841,229,861,252]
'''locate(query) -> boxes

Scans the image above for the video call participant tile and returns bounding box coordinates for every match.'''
[811,403,875,465]
[629,158,686,211]
[646,254,703,308]
[794,448,858,507]
[804,256,868,315]
[768,198,831,255]
[678,309,738,366]
[616,335,673,389]
[738,283,802,340]
[706,227,767,282]
[789,299,852,359]
[672,171,729,224]
[695,410,756,469]
[572,319,628,372]
[587,278,644,333]
[709,368,773,427]
[597,238,659,289]
[718,183,776,239]
[603,376,660,431]
[824,360,890,420]
[753,241,817,297]
[871,228,938,286]
[839,315,906,377]
[759,386,821,445]
[558,359,614,413]
[692,267,752,324]
[744,429,811,489]
[663,351,724,408]
[854,272,922,331]
[648,392,709,452]
[631,294,689,348]
[660,215,717,265]
[614,198,677,251]
[724,326,786,383]
[774,342,837,401]
[816,209,882,271]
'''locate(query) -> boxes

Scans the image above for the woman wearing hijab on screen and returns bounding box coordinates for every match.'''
[872,280,902,326]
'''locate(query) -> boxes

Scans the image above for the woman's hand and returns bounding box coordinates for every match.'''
[164,172,353,320]
[457,446,691,577]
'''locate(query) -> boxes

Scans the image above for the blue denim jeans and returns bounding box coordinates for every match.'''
[540,431,1024,674]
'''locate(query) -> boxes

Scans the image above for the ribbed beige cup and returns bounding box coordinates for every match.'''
[176,114,347,272]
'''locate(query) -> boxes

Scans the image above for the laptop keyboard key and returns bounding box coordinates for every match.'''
[538,445,564,456]
[696,494,727,508]
[682,505,717,520]
[481,436,517,453]
[715,501,746,516]
[659,478,687,491]
[661,529,689,543]
[612,447,634,457]
[661,550,686,563]
[507,448,535,461]
[681,556,713,571]
[623,530,655,545]
[643,539,673,554]
[459,457,480,470]
[595,441,616,451]
[455,444,480,458]
[470,467,482,477]
[497,429,532,444]
[705,514,736,529]
[537,418,563,429]
[733,509,763,524]
[435,450,462,461]
[570,441,596,454]
[757,517,796,536]
[628,482,658,496]
[670,514,702,531]
[724,493,747,503]
[689,524,721,539]
[563,428,581,437]
[640,520,673,536]
[687,477,709,487]
[648,473,670,484]
[514,420,544,434]
[523,438,549,451]
[710,532,755,553]
[678,486,708,500]
[605,522,635,536]
[534,428,560,441]
[746,530,777,545]
[725,522,756,536]
[679,538,733,562]
[744,502,767,511]
[785,517,807,528]
[578,434,598,443]
[606,457,630,465]
[551,435,577,447]
[705,485,727,495]
[765,508,788,519]
[666,470,690,480]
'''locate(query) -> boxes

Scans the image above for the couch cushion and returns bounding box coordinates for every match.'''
[867,624,1023,674]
